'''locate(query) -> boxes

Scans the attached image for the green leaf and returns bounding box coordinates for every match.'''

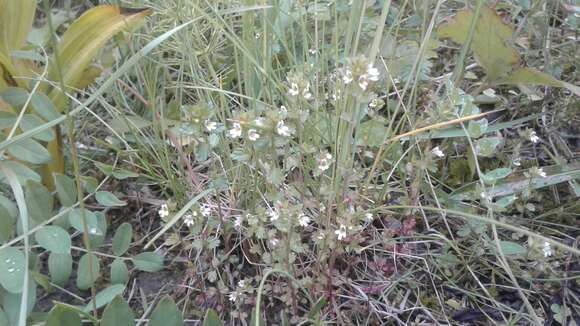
[20,114,55,142]
[88,211,108,248]
[112,223,133,256]
[308,297,328,321]
[132,252,164,272]
[30,92,61,121]
[203,309,222,326]
[0,307,8,326]
[0,247,26,293]
[475,137,502,157]
[80,176,98,193]
[84,284,126,313]
[467,118,488,139]
[1,279,36,325]
[54,174,77,207]
[0,111,16,129]
[48,253,73,286]
[68,208,100,235]
[112,169,139,180]
[149,296,183,326]
[0,204,16,243]
[96,191,127,207]
[6,138,51,164]
[481,168,512,184]
[495,68,580,97]
[0,160,41,185]
[110,258,129,285]
[496,241,526,256]
[34,226,71,254]
[357,119,387,147]
[76,253,100,290]
[109,115,152,134]
[25,180,54,223]
[100,295,135,326]
[45,305,82,326]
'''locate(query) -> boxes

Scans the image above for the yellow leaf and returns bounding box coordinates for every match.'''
[47,5,152,110]
[496,68,580,97]
[438,6,520,81]
[0,0,36,52]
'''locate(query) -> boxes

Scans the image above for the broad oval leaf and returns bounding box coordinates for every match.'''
[7,138,51,164]
[101,295,135,326]
[0,247,26,293]
[96,191,127,207]
[497,241,527,256]
[76,253,100,290]
[475,137,502,157]
[112,223,132,256]
[110,258,129,285]
[84,284,126,313]
[149,296,183,326]
[34,225,71,254]
[203,309,222,326]
[45,305,82,326]
[48,252,73,286]
[25,180,54,223]
[54,173,77,207]
[68,208,100,235]
[132,252,164,272]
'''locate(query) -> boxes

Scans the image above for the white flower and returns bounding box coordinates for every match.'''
[277,120,292,137]
[248,129,260,141]
[335,224,347,241]
[302,84,313,100]
[365,212,373,221]
[369,98,380,108]
[234,215,243,229]
[431,146,445,158]
[529,131,541,144]
[270,238,279,246]
[298,214,311,227]
[158,204,169,218]
[229,122,242,138]
[228,291,237,302]
[254,117,265,127]
[309,48,317,55]
[201,204,211,217]
[342,69,353,84]
[318,152,333,171]
[288,82,300,96]
[184,214,194,227]
[537,168,547,178]
[237,279,246,288]
[513,157,521,166]
[358,64,380,90]
[269,209,279,222]
[483,88,496,98]
[205,120,217,132]
[542,241,552,257]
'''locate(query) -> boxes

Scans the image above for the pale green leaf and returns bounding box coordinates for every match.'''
[100,295,134,326]
[54,173,77,207]
[0,160,41,185]
[7,138,51,164]
[76,253,100,290]
[112,223,132,256]
[25,180,54,223]
[84,284,126,313]
[110,258,129,285]
[20,114,55,142]
[96,191,127,207]
[45,305,82,326]
[48,252,72,286]
[132,252,164,272]
[34,225,71,254]
[0,247,26,293]
[149,296,183,326]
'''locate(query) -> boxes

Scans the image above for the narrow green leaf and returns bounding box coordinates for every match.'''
[110,258,129,285]
[0,247,26,293]
[96,191,127,207]
[20,114,55,142]
[203,309,222,326]
[0,204,16,243]
[100,295,135,326]
[54,174,77,207]
[132,252,164,272]
[149,296,183,326]
[34,226,71,254]
[76,253,100,290]
[48,253,72,286]
[6,138,51,164]
[112,223,133,256]
[84,284,126,312]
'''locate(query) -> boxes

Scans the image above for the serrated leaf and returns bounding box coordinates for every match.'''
[149,296,183,326]
[84,284,126,312]
[45,305,82,326]
[112,223,132,256]
[54,174,77,207]
[475,137,502,157]
[20,114,55,142]
[7,138,51,164]
[132,252,164,272]
[0,247,26,293]
[76,253,100,290]
[96,191,127,207]
[101,295,134,326]
[34,226,71,254]
[0,160,41,185]
[110,258,129,285]
[438,6,520,80]
[496,241,526,256]
[481,168,512,184]
[203,309,222,326]
[25,180,54,223]
[48,253,73,286]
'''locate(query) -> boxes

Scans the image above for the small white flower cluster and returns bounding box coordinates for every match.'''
[276,120,293,137]
[335,224,347,241]
[298,213,311,227]
[158,204,169,218]
[229,120,264,141]
[342,57,380,91]
[318,151,333,172]
[431,146,445,158]
[205,120,217,132]
[288,78,313,100]
[268,209,279,222]
[229,122,242,138]
[529,130,541,144]
[543,241,552,258]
